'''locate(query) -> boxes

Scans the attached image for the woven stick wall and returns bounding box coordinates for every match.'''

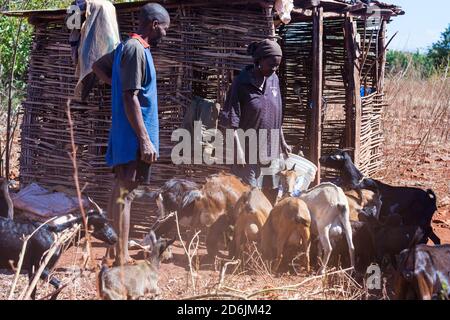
[357,21,386,176]
[278,17,385,180]
[279,18,348,180]
[19,2,272,237]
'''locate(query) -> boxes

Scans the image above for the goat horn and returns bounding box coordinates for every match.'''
[87,197,103,214]
[290,164,296,171]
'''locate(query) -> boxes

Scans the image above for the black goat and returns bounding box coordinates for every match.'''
[366,214,423,270]
[329,220,376,273]
[320,149,439,245]
[0,210,117,299]
[137,178,201,236]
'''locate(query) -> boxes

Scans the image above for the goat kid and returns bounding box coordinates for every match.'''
[260,197,311,273]
[299,183,355,274]
[229,187,272,259]
[99,231,174,300]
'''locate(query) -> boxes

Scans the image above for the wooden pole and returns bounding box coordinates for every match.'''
[264,6,276,38]
[378,19,387,92]
[344,15,362,167]
[311,6,323,185]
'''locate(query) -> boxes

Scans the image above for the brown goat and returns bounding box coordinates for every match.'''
[260,197,311,272]
[395,243,450,300]
[278,166,298,199]
[186,172,250,258]
[345,189,382,221]
[230,187,272,258]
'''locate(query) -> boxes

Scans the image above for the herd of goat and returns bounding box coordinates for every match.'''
[0,149,448,300]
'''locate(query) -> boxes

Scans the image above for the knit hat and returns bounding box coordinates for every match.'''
[247,39,282,60]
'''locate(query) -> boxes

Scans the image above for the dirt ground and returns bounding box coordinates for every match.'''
[0,77,449,300]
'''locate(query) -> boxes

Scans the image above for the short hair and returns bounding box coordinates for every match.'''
[139,3,170,29]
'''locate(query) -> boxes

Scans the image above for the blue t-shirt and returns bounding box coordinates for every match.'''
[105,38,159,167]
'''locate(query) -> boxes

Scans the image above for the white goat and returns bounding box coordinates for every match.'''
[299,183,355,274]
[274,0,294,25]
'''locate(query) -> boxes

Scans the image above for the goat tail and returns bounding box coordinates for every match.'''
[337,203,348,216]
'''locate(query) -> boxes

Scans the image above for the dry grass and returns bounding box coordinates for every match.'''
[377,73,450,220]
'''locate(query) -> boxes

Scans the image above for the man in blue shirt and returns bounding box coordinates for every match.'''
[93,3,170,265]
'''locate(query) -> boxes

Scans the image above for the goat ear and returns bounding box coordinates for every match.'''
[87,197,103,214]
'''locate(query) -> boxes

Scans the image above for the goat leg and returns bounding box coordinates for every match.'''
[317,227,333,275]
[205,215,230,259]
[428,230,441,245]
[274,231,290,273]
[301,230,311,273]
[41,268,61,289]
[28,268,37,300]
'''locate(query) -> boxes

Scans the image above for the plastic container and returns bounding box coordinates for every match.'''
[283,153,317,192]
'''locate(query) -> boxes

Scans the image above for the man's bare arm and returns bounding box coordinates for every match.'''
[122,90,157,163]
[280,127,292,155]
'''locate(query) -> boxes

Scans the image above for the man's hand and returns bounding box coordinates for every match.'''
[282,142,292,157]
[234,130,246,167]
[280,127,292,157]
[140,137,157,164]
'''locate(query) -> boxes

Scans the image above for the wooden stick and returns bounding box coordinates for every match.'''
[311,6,323,185]
[217,259,240,290]
[362,31,398,84]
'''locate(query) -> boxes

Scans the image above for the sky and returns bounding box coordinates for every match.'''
[386,0,449,52]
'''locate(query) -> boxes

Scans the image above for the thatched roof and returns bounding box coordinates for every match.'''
[2,0,404,23]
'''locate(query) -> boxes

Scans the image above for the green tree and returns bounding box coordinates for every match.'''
[386,50,434,78]
[428,24,450,69]
[0,0,71,102]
